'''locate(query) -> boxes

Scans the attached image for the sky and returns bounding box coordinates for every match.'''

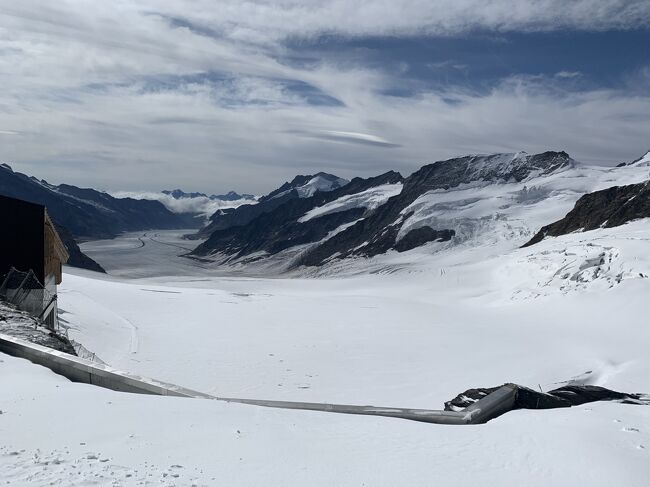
[0,1,649,194]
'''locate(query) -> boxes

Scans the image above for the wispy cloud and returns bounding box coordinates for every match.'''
[0,1,648,193]
[555,71,582,79]
[111,191,256,218]
[290,130,401,148]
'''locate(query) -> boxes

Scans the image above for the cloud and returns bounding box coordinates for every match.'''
[147,1,650,42]
[0,1,649,194]
[111,191,256,218]
[291,130,401,148]
[555,71,582,79]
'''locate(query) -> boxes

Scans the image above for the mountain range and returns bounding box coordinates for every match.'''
[0,164,202,273]
[190,151,571,264]
[162,189,256,201]
[189,149,650,273]
[192,172,350,239]
[3,148,649,276]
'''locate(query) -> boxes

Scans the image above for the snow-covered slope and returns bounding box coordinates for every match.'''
[630,150,650,167]
[294,173,350,198]
[64,211,650,406]
[2,349,650,486]
[262,172,349,202]
[193,171,352,238]
[38,209,650,485]
[298,183,403,222]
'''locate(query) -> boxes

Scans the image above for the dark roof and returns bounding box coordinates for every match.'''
[0,193,45,210]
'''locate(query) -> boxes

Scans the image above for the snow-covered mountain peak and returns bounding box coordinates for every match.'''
[630,150,650,167]
[402,151,574,199]
[262,172,349,201]
[296,173,349,198]
[462,150,574,183]
[162,188,256,202]
[162,189,208,199]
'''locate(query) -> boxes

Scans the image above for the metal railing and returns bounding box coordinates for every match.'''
[0,267,59,330]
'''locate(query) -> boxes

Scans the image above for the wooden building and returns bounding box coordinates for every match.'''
[0,194,69,290]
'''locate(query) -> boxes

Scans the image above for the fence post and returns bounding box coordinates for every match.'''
[0,268,14,293]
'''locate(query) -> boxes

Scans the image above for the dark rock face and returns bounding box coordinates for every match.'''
[0,165,197,240]
[0,164,197,271]
[445,383,648,412]
[54,224,106,273]
[55,184,200,236]
[394,226,455,253]
[163,189,208,199]
[523,180,650,247]
[193,191,295,238]
[163,189,255,201]
[211,190,255,201]
[399,151,573,197]
[0,301,77,354]
[192,171,402,257]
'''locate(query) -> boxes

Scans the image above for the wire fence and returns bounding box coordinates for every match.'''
[0,267,59,331]
[69,339,106,364]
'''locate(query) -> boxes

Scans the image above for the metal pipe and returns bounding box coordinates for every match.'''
[0,333,517,425]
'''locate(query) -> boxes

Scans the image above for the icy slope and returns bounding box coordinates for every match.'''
[373,159,650,261]
[630,150,650,167]
[61,216,650,407]
[294,173,350,198]
[299,182,403,222]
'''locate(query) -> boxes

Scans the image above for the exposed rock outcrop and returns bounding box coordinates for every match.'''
[523,180,650,247]
[445,383,649,412]
[0,301,76,354]
[0,164,198,241]
[193,172,350,238]
[54,224,106,273]
[192,171,402,257]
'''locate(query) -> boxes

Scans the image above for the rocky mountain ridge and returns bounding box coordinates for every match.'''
[0,164,199,272]
[192,171,402,258]
[162,189,256,201]
[193,172,351,239]
[523,180,650,247]
[192,151,576,267]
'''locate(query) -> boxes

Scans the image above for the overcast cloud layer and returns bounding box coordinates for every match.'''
[0,1,649,194]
